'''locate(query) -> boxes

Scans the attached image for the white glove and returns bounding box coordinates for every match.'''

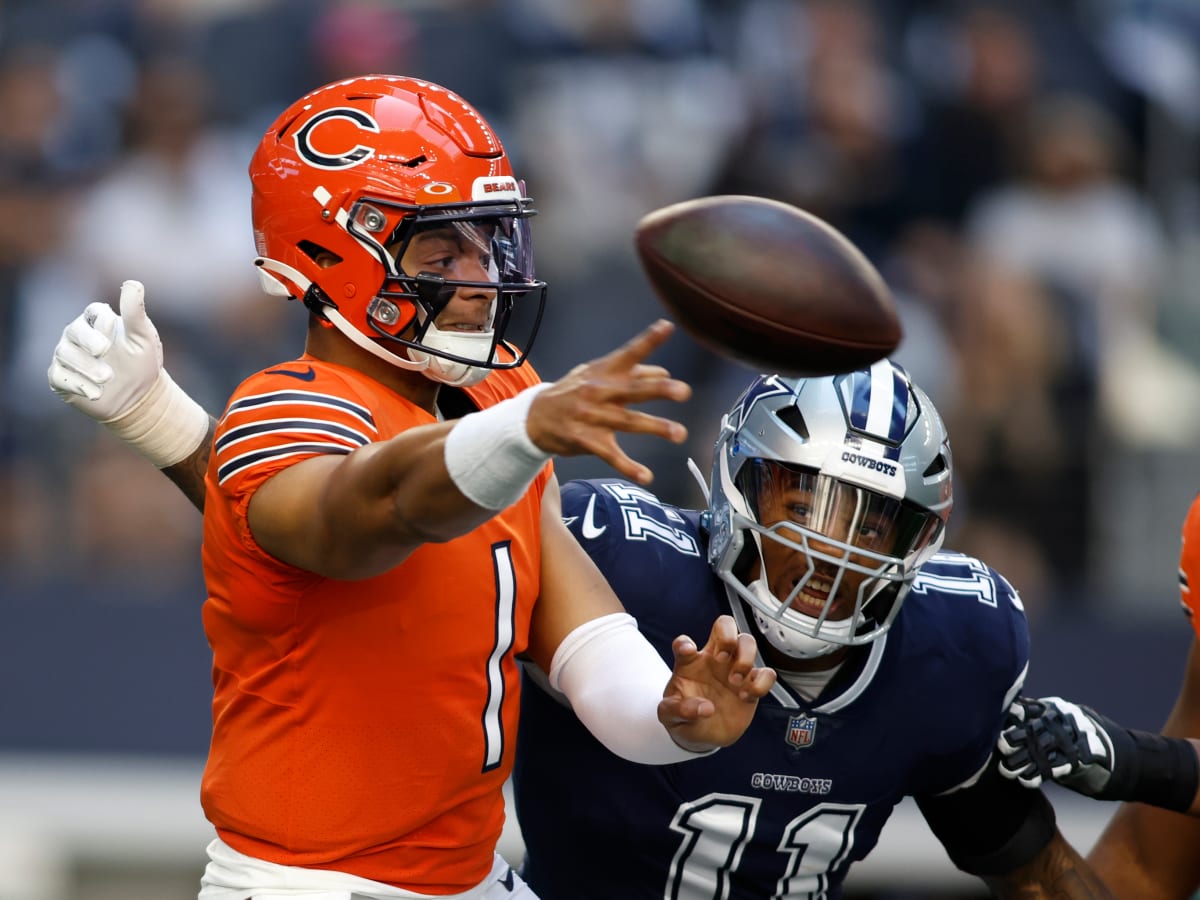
[47,280,210,467]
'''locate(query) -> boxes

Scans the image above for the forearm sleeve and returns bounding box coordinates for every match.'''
[550,612,715,765]
[918,761,1057,876]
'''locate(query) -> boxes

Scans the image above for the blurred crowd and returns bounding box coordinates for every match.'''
[3,0,1200,617]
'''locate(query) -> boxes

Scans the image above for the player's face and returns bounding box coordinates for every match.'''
[749,464,907,620]
[394,222,500,330]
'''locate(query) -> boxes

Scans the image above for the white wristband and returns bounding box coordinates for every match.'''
[103,369,211,468]
[444,382,552,510]
[551,612,716,765]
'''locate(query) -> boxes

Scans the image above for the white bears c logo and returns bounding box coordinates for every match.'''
[294,108,380,170]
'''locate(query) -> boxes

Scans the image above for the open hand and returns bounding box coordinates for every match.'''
[658,614,777,752]
[526,319,691,485]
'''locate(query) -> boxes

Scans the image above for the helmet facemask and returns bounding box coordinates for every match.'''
[707,365,953,660]
[337,193,544,387]
[732,461,943,658]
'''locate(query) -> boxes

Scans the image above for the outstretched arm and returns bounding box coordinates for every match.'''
[1086,639,1200,899]
[48,280,214,511]
[996,695,1200,814]
[527,479,775,762]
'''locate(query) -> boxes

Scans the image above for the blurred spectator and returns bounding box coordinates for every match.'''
[0,46,98,580]
[0,47,86,444]
[904,4,1044,227]
[5,54,275,587]
[965,91,1200,448]
[715,0,918,258]
[15,55,292,418]
[501,0,747,501]
[946,261,1095,612]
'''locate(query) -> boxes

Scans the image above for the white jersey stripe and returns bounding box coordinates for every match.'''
[865,362,896,437]
[224,390,377,432]
[216,418,373,454]
[216,442,355,485]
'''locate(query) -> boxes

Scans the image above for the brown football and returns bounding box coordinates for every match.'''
[634,195,902,377]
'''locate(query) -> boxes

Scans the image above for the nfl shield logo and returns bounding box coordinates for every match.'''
[786,714,817,749]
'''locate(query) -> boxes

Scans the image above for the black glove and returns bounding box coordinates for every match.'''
[997,695,1199,812]
[996,696,1131,798]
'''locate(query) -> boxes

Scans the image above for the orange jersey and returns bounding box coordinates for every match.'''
[1181,491,1200,639]
[200,354,550,894]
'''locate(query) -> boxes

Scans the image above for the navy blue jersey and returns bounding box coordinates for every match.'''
[513,479,1030,900]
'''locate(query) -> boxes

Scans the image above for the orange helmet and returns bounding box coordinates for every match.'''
[1180,492,1200,637]
[248,75,546,386]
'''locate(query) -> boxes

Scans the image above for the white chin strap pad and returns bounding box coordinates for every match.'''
[408,320,496,387]
[748,579,853,659]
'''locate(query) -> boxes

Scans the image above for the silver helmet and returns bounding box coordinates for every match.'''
[707,361,953,658]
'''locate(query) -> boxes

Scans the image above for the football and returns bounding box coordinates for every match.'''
[634,195,902,377]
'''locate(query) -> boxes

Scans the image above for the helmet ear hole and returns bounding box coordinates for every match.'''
[923,454,949,478]
[774,405,809,440]
[299,241,342,267]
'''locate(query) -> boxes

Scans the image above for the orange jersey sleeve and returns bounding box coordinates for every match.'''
[1181,491,1200,640]
[200,355,550,894]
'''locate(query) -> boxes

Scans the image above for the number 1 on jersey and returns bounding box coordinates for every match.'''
[482,542,517,772]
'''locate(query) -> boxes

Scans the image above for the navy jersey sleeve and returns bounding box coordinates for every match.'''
[558,478,721,656]
[900,551,1031,797]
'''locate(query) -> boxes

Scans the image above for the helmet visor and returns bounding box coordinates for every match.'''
[725,462,940,644]
[745,461,940,565]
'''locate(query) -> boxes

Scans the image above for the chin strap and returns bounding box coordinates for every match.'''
[687,457,710,503]
[255,256,495,386]
[255,256,311,297]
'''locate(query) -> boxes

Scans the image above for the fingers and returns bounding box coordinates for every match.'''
[49,339,113,392]
[670,616,739,677]
[49,305,121,400]
[663,695,716,722]
[1049,760,1076,780]
[580,410,689,484]
[1005,699,1029,725]
[742,665,777,699]
[595,322,691,403]
[584,405,688,443]
[996,728,1023,757]
[1016,770,1044,789]
[118,280,150,338]
[629,363,672,380]
[604,319,675,371]
[48,358,105,401]
[671,632,700,665]
[69,303,119,356]
[678,616,774,703]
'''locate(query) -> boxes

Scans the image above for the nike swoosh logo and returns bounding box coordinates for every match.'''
[580,493,606,539]
[265,365,316,381]
[500,866,515,891]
